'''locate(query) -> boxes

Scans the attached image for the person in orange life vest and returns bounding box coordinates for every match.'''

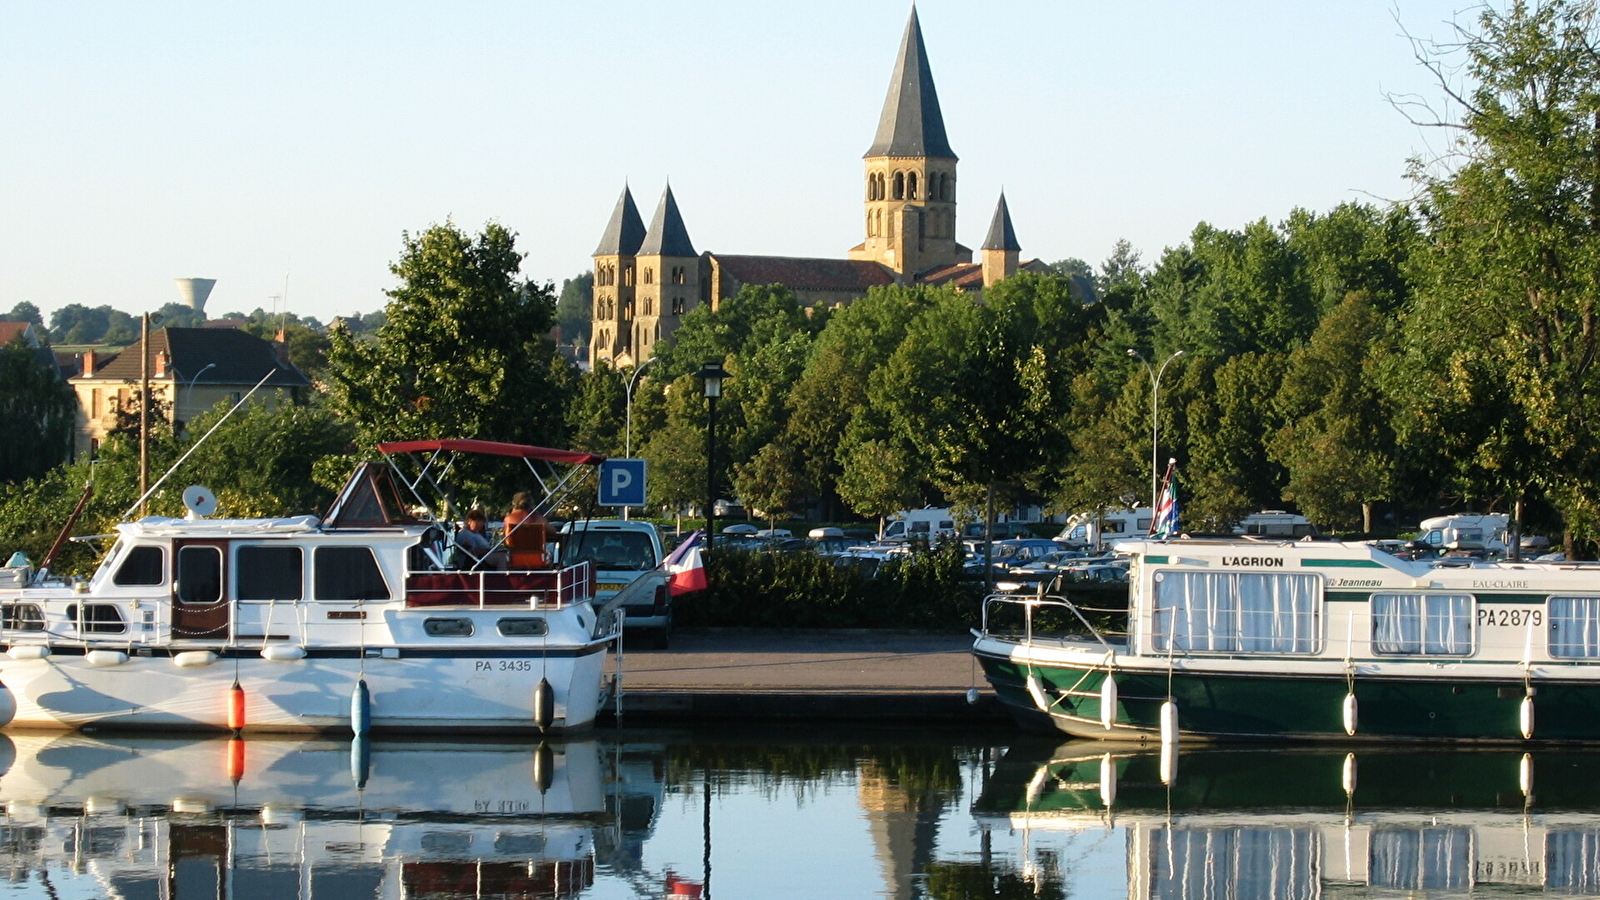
[503,492,555,568]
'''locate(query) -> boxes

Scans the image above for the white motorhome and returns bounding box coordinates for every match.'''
[1416,513,1509,553]
[1232,510,1318,538]
[1053,508,1152,548]
[882,507,957,541]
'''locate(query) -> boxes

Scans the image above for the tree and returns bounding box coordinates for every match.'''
[0,338,74,483]
[1401,0,1600,546]
[556,272,593,348]
[180,396,354,517]
[734,440,805,525]
[324,221,570,496]
[2,302,42,326]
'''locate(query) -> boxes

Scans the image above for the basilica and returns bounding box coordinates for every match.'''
[589,8,1048,370]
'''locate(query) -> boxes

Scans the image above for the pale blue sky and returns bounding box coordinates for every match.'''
[1,1,1476,325]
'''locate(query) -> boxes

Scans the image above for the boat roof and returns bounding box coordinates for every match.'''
[378,439,604,466]
[116,515,323,536]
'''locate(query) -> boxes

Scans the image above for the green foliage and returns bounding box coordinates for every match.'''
[0,339,74,484]
[2,302,43,326]
[181,396,355,517]
[556,272,593,348]
[324,221,572,496]
[676,541,981,630]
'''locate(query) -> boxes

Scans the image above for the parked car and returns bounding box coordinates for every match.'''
[561,519,671,648]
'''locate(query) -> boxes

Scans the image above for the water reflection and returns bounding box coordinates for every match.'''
[4,729,1600,898]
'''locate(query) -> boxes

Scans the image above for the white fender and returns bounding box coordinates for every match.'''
[1100,675,1119,731]
[350,678,371,737]
[1025,673,1050,713]
[1160,700,1180,746]
[6,645,49,661]
[173,650,218,668]
[1343,692,1359,736]
[85,650,127,667]
[533,678,555,731]
[1160,740,1178,786]
[1520,694,1536,740]
[1342,752,1358,795]
[260,645,306,662]
[1098,753,1117,808]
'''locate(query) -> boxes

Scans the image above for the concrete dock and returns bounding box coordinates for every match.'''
[604,630,1009,725]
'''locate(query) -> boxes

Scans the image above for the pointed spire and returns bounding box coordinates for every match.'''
[865,7,955,159]
[594,185,646,256]
[639,186,696,257]
[982,193,1020,252]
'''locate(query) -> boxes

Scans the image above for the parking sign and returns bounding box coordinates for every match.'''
[598,458,647,507]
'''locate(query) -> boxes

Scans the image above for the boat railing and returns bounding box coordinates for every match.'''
[981,588,1125,651]
[403,561,595,609]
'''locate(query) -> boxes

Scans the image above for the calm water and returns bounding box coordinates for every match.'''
[0,726,1595,899]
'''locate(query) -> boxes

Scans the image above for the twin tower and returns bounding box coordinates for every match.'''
[590,8,1036,370]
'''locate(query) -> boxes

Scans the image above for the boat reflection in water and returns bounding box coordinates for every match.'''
[0,733,640,899]
[975,741,1600,899]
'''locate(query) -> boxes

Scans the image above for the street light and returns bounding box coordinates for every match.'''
[622,357,657,521]
[697,360,728,557]
[1127,348,1185,511]
[178,362,217,426]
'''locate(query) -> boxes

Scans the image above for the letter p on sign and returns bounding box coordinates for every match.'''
[598,458,648,507]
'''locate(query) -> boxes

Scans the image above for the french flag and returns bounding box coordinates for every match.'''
[665,530,707,595]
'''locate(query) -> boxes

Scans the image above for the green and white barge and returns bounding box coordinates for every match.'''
[972,537,1600,743]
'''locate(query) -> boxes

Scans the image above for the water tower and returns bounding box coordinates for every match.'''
[175,278,217,312]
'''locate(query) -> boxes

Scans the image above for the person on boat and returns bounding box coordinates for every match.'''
[454,508,507,569]
[504,492,557,568]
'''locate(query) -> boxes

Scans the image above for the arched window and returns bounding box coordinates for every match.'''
[672,297,685,315]
[893,172,905,200]
[624,266,634,287]
[644,267,653,285]
[907,172,918,199]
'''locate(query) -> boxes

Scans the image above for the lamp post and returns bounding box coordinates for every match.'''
[697,361,728,557]
[178,362,217,427]
[1127,348,1185,511]
[622,357,658,521]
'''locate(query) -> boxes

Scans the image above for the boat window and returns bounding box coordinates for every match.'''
[1371,593,1474,655]
[314,547,391,601]
[113,546,164,586]
[1150,827,1317,899]
[236,546,304,601]
[498,617,549,637]
[1547,828,1600,889]
[1369,827,1472,891]
[1152,571,1320,654]
[1548,596,1600,658]
[176,546,223,603]
[65,603,126,634]
[1,603,45,631]
[423,617,474,637]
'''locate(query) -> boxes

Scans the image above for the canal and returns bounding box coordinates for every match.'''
[0,726,1591,898]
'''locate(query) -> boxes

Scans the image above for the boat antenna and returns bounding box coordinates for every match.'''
[118,369,276,522]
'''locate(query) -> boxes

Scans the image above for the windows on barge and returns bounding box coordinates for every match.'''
[1152,571,1320,654]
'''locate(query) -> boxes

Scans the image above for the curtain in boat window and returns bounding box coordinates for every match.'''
[1371,593,1473,655]
[1149,826,1318,900]
[1152,571,1320,654]
[1549,597,1600,659]
[1369,827,1472,892]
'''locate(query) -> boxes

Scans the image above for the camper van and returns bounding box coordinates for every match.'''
[1416,513,1509,554]
[1053,508,1152,549]
[1232,510,1318,538]
[882,507,957,541]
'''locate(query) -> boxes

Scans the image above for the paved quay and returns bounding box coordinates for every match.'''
[603,630,1010,725]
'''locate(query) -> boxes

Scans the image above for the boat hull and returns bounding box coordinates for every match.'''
[974,636,1600,744]
[0,642,611,733]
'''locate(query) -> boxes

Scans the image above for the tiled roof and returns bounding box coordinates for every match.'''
[716,255,896,292]
[594,185,646,257]
[0,322,36,347]
[865,8,956,160]
[79,327,308,387]
[919,262,985,289]
[982,193,1021,252]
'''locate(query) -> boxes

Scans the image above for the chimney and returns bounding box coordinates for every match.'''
[273,329,291,366]
[154,349,169,378]
[81,349,96,377]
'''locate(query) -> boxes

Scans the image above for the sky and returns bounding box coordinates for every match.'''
[1,1,1479,326]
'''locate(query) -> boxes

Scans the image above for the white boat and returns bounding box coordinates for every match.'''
[973,536,1600,743]
[0,439,623,733]
[0,732,616,899]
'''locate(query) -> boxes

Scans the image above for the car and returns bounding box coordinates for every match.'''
[560,519,671,648]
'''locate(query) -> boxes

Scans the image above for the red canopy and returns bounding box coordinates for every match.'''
[378,439,605,466]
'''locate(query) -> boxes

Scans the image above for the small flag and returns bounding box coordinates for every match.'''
[664,530,707,595]
[1150,460,1180,540]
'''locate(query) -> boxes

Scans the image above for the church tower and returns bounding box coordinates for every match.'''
[633,186,699,365]
[591,185,645,369]
[981,193,1020,287]
[849,7,967,277]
